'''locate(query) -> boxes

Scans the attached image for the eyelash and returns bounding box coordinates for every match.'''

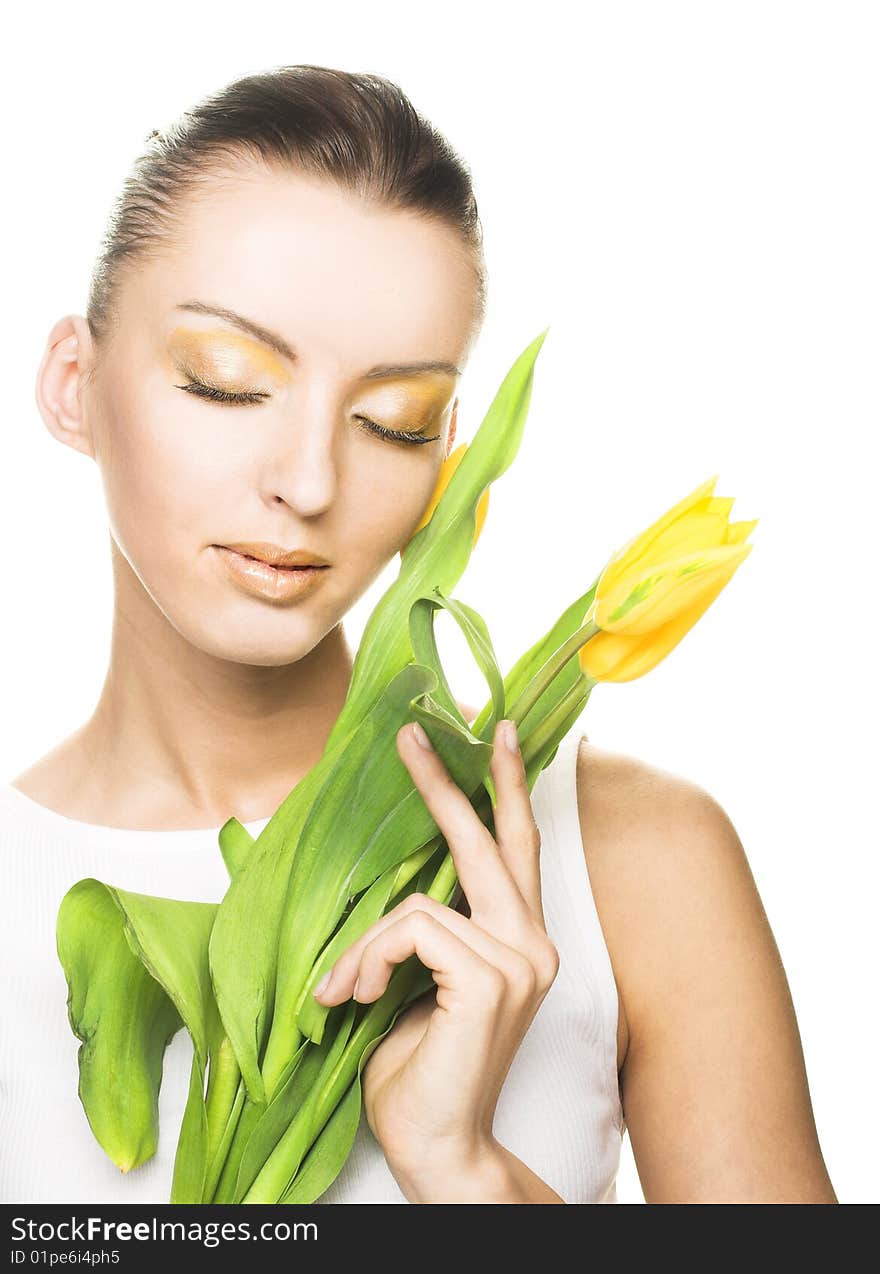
[174,379,269,406]
[352,416,440,446]
[174,379,440,446]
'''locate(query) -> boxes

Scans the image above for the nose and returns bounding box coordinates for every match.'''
[261,390,340,518]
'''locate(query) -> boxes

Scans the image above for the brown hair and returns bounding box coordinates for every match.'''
[86,64,487,349]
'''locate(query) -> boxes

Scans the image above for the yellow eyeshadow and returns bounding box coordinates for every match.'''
[355,381,454,421]
[166,326,288,381]
[165,326,454,430]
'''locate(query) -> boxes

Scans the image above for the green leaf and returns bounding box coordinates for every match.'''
[218,817,256,881]
[208,760,332,1106]
[113,891,220,1066]
[279,1075,363,1203]
[114,892,239,1203]
[407,587,506,804]
[171,1051,210,1202]
[57,876,231,1199]
[56,879,182,1173]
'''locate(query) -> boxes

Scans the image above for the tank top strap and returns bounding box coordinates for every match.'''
[531,722,625,1136]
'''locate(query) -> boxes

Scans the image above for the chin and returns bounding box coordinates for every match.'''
[178,614,328,667]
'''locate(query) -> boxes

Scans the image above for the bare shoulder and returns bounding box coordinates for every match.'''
[573,735,836,1201]
[571,737,727,1074]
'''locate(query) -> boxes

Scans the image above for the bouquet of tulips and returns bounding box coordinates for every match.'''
[56,330,757,1202]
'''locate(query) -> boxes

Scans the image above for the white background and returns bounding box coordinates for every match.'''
[2,2,876,1203]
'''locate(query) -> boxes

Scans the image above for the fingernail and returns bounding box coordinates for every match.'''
[314,969,332,997]
[503,719,519,753]
[412,721,434,751]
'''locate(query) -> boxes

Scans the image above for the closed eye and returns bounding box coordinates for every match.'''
[174,378,440,446]
[174,378,270,405]
[353,416,441,446]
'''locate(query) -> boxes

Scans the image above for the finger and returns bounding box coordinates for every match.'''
[338,912,509,1101]
[314,890,546,1005]
[396,721,529,926]
[315,906,531,1014]
[488,718,547,926]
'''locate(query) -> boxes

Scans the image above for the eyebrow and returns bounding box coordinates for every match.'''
[174,301,462,379]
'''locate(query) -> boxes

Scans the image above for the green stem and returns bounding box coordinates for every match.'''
[387,840,441,897]
[209,1094,266,1202]
[424,846,460,904]
[203,1079,246,1202]
[507,618,600,726]
[203,1037,241,1172]
[523,677,591,765]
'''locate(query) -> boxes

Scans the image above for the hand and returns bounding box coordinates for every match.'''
[312,716,561,1192]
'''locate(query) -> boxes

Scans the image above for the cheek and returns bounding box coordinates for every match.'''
[97,393,219,576]
[340,452,440,562]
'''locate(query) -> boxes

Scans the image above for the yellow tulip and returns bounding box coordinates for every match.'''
[579,474,758,683]
[400,443,490,557]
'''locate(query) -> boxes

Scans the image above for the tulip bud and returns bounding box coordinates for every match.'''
[579,475,758,682]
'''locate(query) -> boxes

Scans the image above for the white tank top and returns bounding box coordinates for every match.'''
[0,723,624,1204]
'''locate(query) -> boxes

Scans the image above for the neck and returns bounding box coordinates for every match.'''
[76,544,354,830]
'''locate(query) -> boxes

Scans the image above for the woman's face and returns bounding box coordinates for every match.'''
[78,167,480,666]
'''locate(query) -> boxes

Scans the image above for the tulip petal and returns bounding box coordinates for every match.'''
[596,542,752,634]
[474,486,490,546]
[599,475,720,594]
[581,553,744,682]
[578,628,638,681]
[725,517,759,545]
[409,443,468,540]
[402,444,489,555]
[613,501,736,585]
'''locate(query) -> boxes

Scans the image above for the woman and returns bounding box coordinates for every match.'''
[0,64,836,1204]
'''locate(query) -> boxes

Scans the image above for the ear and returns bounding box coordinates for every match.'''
[34,315,100,461]
[446,397,459,458]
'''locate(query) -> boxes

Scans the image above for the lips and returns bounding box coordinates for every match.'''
[237,554,317,572]
[218,541,331,569]
[212,544,331,603]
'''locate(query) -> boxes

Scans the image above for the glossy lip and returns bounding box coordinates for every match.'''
[218,541,331,568]
[211,544,331,603]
